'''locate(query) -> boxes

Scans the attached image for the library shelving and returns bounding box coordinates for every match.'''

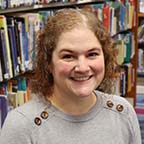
[0,0,138,127]
[137,0,144,77]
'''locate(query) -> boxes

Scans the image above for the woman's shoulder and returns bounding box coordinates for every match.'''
[3,95,50,130]
[95,90,135,116]
[0,95,48,143]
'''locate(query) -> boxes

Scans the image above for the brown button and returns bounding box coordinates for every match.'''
[34,117,42,126]
[116,104,124,112]
[106,100,114,108]
[40,111,49,119]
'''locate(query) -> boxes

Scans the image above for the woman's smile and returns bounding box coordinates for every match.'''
[70,75,92,81]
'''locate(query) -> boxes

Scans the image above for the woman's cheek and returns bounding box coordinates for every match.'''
[92,60,105,73]
[57,62,74,75]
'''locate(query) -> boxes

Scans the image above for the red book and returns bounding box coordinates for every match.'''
[135,107,144,114]
[103,4,110,31]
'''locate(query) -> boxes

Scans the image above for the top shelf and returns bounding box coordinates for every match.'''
[0,0,105,14]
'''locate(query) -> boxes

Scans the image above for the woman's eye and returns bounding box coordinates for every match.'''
[88,52,98,58]
[62,54,75,60]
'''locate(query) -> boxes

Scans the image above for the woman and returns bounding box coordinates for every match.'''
[0,8,141,144]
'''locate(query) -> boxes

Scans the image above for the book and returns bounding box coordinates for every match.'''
[13,18,22,73]
[122,63,134,93]
[0,95,8,127]
[0,15,13,78]
[0,83,7,95]
[116,40,125,65]
[15,19,25,72]
[127,1,135,29]
[0,57,3,82]
[6,16,19,77]
[20,13,40,70]
[123,32,133,63]
[103,4,111,32]
[113,2,121,33]
[119,3,125,31]
[7,80,18,110]
[0,28,9,80]
[139,0,144,13]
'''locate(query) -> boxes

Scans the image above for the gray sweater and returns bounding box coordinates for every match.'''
[0,91,142,144]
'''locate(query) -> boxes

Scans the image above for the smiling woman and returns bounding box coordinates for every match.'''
[0,8,142,144]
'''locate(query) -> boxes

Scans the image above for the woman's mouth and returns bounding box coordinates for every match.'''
[70,76,92,81]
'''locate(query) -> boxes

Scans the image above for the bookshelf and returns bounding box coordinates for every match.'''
[110,0,138,106]
[137,0,144,77]
[0,0,138,126]
[128,0,138,106]
[135,2,144,142]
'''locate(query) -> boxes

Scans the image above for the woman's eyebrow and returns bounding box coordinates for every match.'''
[88,47,102,52]
[59,49,74,53]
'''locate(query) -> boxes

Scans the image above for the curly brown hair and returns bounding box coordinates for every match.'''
[30,8,118,98]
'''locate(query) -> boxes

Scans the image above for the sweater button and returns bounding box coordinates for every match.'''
[116,104,124,112]
[41,111,49,119]
[34,117,42,126]
[106,100,114,108]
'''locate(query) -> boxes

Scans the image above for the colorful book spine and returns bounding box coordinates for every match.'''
[0,15,13,79]
[7,17,19,77]
[0,95,8,127]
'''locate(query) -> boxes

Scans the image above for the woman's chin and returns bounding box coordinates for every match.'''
[74,90,94,98]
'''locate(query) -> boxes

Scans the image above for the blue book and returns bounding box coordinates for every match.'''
[119,4,125,31]
[7,17,19,76]
[0,95,8,127]
[124,32,132,63]
[14,17,27,72]
[0,28,9,80]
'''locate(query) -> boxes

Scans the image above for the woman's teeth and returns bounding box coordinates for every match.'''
[72,76,90,81]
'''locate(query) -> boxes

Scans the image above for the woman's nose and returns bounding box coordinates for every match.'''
[74,57,90,72]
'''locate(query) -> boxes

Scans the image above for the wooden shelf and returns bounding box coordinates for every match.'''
[138,13,144,17]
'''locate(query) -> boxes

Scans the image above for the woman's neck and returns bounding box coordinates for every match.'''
[49,92,97,115]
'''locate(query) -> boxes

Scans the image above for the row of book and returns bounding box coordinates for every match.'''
[138,21,144,73]
[0,0,71,9]
[91,0,136,36]
[112,32,135,97]
[114,32,135,65]
[113,63,135,97]
[0,0,136,34]
[0,10,56,82]
[0,77,31,127]
[0,1,136,82]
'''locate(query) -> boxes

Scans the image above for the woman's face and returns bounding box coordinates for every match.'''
[51,27,105,99]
